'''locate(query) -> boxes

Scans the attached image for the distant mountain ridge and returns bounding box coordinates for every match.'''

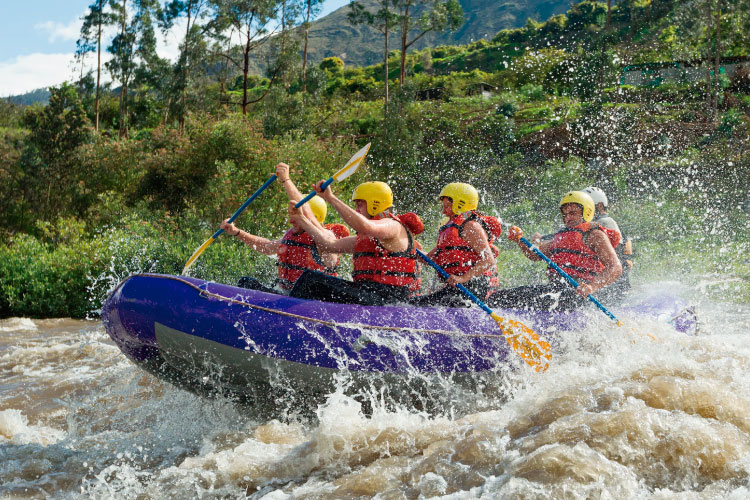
[7,88,50,106]
[304,0,572,67]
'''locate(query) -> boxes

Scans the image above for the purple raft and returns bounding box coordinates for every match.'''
[102,273,697,405]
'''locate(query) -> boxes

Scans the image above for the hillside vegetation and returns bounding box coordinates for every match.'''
[304,0,571,67]
[1,0,749,318]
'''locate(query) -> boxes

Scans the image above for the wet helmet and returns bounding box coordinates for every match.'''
[307,195,327,224]
[438,183,479,214]
[351,181,393,217]
[560,191,595,223]
[582,186,608,209]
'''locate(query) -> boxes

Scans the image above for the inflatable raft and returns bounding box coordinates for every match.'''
[102,273,697,406]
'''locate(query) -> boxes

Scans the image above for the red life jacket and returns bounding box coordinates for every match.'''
[433,211,502,282]
[547,222,621,282]
[352,212,423,288]
[276,224,350,290]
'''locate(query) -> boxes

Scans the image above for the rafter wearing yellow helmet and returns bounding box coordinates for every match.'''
[351,181,393,217]
[287,178,425,306]
[439,182,479,215]
[221,162,349,294]
[491,189,623,312]
[559,191,595,223]
[410,182,502,307]
[307,195,327,224]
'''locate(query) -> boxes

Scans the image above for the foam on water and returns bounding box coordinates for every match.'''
[0,409,65,445]
[0,317,38,332]
[1,276,749,499]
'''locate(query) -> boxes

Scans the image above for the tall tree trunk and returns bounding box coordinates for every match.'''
[302,0,311,88]
[118,0,128,138]
[242,27,251,115]
[606,0,612,31]
[704,0,713,120]
[95,0,102,132]
[180,4,193,128]
[399,6,409,87]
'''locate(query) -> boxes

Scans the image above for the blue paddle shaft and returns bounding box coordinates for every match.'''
[295,177,334,208]
[518,236,620,323]
[212,175,277,239]
[416,249,493,316]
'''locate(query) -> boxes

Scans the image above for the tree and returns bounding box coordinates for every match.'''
[210,0,280,114]
[76,0,117,132]
[22,83,92,220]
[348,0,399,106]
[106,0,162,137]
[301,0,323,84]
[669,0,749,120]
[393,0,463,87]
[161,0,213,127]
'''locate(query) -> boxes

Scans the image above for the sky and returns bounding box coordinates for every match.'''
[0,0,349,97]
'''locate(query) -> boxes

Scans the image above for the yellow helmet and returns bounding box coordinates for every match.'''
[307,195,327,224]
[439,183,478,214]
[351,181,393,217]
[559,191,595,223]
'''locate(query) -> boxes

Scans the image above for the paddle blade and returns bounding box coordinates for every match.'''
[332,143,371,182]
[182,236,215,275]
[490,312,552,372]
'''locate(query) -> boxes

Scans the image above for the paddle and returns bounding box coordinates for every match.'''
[416,249,551,372]
[182,143,371,275]
[294,143,371,210]
[517,236,624,326]
[182,175,278,275]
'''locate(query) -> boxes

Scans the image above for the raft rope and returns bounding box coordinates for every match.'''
[140,273,506,339]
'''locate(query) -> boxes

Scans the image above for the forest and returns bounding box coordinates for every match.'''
[0,0,749,318]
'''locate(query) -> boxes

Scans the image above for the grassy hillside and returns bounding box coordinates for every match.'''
[304,0,571,67]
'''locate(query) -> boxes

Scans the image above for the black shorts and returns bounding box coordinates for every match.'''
[289,270,411,306]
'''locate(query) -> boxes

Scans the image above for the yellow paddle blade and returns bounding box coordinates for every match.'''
[182,236,215,275]
[491,312,552,372]
[332,143,371,182]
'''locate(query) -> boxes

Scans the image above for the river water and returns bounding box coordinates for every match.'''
[2,277,750,499]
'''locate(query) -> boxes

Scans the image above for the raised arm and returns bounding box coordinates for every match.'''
[288,203,357,254]
[275,163,323,230]
[311,180,401,241]
[508,227,551,261]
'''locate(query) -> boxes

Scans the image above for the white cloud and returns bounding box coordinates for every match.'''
[158,18,186,62]
[1,16,211,96]
[0,53,79,96]
[35,18,83,43]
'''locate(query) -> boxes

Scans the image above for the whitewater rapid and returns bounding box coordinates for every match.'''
[1,281,749,499]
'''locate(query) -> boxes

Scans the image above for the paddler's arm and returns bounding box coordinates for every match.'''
[448,220,496,285]
[288,203,357,254]
[311,180,401,241]
[577,230,623,297]
[220,219,281,255]
[275,162,320,228]
[508,226,550,261]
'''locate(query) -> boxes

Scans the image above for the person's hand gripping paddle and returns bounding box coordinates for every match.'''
[182,175,277,275]
[182,143,370,275]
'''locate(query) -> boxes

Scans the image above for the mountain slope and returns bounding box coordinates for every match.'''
[304,0,572,67]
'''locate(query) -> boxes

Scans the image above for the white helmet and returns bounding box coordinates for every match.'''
[583,186,608,209]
